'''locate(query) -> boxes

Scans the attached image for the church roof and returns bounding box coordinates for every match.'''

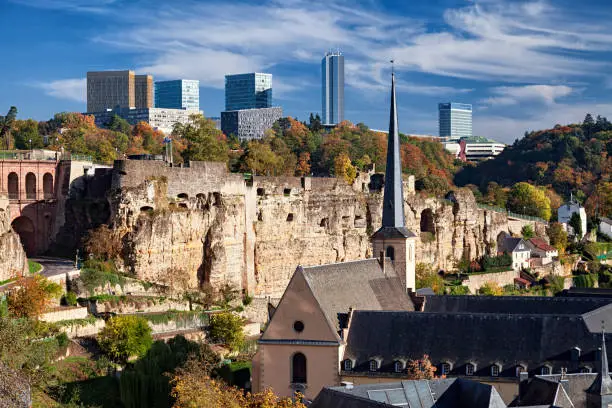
[587,331,612,396]
[300,258,415,333]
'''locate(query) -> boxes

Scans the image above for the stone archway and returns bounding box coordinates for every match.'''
[7,172,18,199]
[25,173,36,200]
[11,216,36,255]
[43,173,53,199]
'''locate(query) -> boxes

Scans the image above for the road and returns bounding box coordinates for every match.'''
[30,257,78,278]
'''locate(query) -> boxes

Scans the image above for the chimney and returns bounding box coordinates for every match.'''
[379,250,386,275]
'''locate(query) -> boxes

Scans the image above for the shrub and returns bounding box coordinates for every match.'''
[63,291,78,306]
[217,283,240,308]
[447,285,470,295]
[478,281,502,296]
[80,267,125,296]
[7,275,62,319]
[98,315,153,364]
[28,260,42,274]
[573,274,597,288]
[56,332,70,348]
[521,225,535,240]
[209,312,245,351]
[242,292,253,307]
[416,263,445,294]
[83,225,123,261]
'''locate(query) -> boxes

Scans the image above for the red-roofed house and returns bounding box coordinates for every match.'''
[527,238,559,265]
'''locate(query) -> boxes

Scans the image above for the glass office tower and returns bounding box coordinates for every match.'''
[321,51,345,125]
[224,73,272,111]
[438,102,473,140]
[155,79,200,110]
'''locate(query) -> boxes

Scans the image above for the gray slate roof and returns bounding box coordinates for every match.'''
[372,226,417,239]
[499,237,528,253]
[512,374,599,407]
[301,258,415,333]
[343,310,608,377]
[310,378,506,408]
[423,295,612,315]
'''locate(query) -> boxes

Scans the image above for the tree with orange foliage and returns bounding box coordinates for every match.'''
[295,152,311,176]
[406,354,437,380]
[171,357,306,408]
[7,275,62,319]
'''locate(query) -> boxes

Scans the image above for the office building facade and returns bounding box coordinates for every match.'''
[155,79,200,110]
[87,70,153,112]
[135,75,154,109]
[321,51,345,125]
[225,73,272,111]
[443,136,505,162]
[221,107,282,140]
[439,102,472,140]
[91,107,200,135]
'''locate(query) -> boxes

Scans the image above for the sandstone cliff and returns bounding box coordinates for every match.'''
[0,196,28,280]
[100,160,546,297]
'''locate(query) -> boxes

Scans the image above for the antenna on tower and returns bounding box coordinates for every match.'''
[390,59,395,75]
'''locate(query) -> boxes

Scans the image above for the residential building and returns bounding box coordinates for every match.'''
[155,79,200,110]
[321,51,345,126]
[225,73,272,111]
[498,234,531,271]
[558,198,588,239]
[90,107,200,135]
[87,70,153,112]
[444,136,505,162]
[600,217,612,239]
[438,102,473,140]
[221,107,282,140]
[526,238,558,265]
[135,74,153,109]
[311,378,506,408]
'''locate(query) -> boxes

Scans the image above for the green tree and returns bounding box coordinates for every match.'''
[174,114,228,163]
[98,315,153,364]
[478,281,503,296]
[12,119,44,149]
[548,222,568,254]
[208,312,245,352]
[569,212,583,238]
[0,106,17,149]
[242,141,280,175]
[107,114,131,135]
[521,225,535,240]
[507,182,552,221]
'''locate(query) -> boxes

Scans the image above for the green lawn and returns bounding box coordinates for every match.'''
[28,260,42,274]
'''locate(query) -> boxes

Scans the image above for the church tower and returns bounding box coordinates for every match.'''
[587,329,612,408]
[372,71,417,292]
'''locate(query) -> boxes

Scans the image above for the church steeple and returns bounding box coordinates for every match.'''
[588,328,612,405]
[381,71,405,229]
[371,68,417,292]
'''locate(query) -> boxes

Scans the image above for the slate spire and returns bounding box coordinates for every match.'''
[381,72,405,229]
[588,328,612,396]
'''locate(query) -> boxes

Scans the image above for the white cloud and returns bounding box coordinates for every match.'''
[482,85,574,106]
[9,0,118,13]
[33,78,86,102]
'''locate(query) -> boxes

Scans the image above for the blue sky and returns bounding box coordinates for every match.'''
[2,0,612,143]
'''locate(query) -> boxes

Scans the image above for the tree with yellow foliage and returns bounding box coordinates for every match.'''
[333,152,357,185]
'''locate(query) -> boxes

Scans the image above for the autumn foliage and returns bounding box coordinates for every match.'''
[7,275,62,319]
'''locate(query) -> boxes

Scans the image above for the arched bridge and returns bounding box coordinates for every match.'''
[0,156,59,255]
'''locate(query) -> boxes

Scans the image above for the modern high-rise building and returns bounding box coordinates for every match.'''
[135,75,154,109]
[438,102,473,140]
[87,70,153,112]
[155,79,200,110]
[225,73,272,111]
[221,107,283,140]
[321,51,344,125]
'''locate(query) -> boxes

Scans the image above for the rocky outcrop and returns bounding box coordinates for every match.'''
[0,196,27,281]
[92,161,548,297]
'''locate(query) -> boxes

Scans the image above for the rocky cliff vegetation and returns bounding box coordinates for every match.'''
[0,196,27,281]
[89,161,546,297]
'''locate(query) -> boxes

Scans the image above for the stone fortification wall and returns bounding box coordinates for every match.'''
[104,160,547,297]
[0,196,27,281]
[464,270,520,294]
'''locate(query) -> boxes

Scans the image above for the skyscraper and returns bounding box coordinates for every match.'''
[321,51,344,126]
[87,70,153,112]
[155,79,200,110]
[438,102,472,140]
[225,73,272,111]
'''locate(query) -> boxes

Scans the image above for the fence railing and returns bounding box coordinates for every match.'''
[477,203,547,224]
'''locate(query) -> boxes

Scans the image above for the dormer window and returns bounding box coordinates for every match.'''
[441,362,451,375]
[516,365,526,377]
[491,364,500,377]
[466,363,475,376]
[343,359,352,371]
[369,360,378,372]
[541,365,551,375]
[394,361,403,373]
[580,366,592,373]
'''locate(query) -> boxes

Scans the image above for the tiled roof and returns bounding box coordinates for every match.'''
[344,310,608,377]
[528,238,556,252]
[301,258,414,333]
[423,295,612,315]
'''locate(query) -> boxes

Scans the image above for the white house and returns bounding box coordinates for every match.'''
[499,237,531,271]
[558,200,587,239]
[599,217,612,239]
[526,238,559,266]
